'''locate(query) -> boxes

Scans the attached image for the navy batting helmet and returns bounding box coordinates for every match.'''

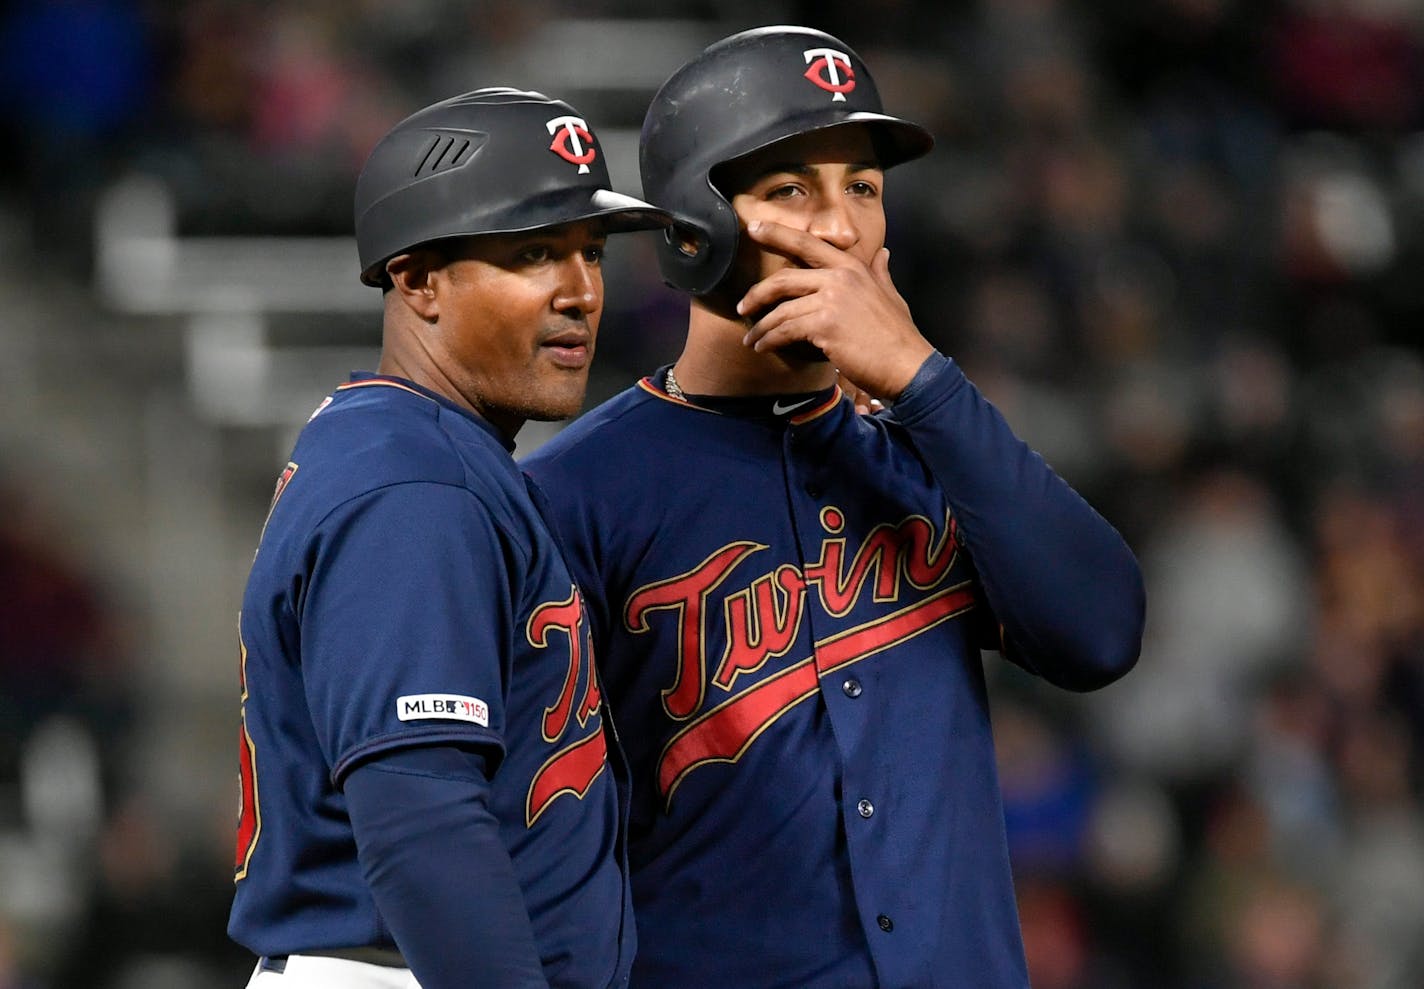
[639,26,934,296]
[356,87,669,287]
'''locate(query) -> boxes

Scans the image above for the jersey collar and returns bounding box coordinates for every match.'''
[639,365,842,425]
[338,373,515,451]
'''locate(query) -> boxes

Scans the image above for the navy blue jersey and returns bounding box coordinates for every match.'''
[522,355,1144,988]
[230,374,633,987]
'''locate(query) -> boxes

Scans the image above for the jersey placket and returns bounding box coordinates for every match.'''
[780,415,904,981]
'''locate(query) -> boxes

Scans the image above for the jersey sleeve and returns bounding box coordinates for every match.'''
[890,353,1146,691]
[298,480,523,783]
[345,746,550,988]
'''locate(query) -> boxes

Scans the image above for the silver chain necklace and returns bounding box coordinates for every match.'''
[664,366,686,400]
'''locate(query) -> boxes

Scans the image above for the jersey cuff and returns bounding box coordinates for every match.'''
[332,725,506,788]
[888,352,966,424]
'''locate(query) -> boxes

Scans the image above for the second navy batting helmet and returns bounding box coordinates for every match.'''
[356,87,669,287]
[639,26,934,296]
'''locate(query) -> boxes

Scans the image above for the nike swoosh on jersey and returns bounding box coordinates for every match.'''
[772,397,817,415]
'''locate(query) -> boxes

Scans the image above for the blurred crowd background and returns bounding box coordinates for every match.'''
[1,0,1422,986]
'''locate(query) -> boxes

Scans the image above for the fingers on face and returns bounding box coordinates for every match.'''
[736,267,823,316]
[745,220,843,268]
[744,298,832,352]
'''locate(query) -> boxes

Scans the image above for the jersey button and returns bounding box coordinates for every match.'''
[857,798,874,819]
[877,914,894,932]
[842,677,862,698]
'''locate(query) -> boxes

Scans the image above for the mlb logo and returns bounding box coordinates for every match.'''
[397,693,490,726]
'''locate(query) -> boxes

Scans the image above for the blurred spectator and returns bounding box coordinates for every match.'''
[47,794,250,989]
[1219,874,1335,989]
[135,1,406,239]
[996,697,1100,876]
[0,916,39,989]
[0,478,131,802]
[1243,670,1341,882]
[0,0,154,270]
[0,471,144,981]
[1087,468,1311,784]
[1268,0,1424,133]
[1017,877,1135,989]
[1327,710,1424,989]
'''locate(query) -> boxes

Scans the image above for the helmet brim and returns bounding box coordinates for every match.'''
[359,188,670,286]
[720,112,934,175]
[583,189,675,233]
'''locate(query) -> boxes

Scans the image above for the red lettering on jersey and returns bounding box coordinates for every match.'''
[579,639,603,726]
[903,513,961,588]
[235,631,261,880]
[714,565,806,690]
[625,542,763,720]
[525,588,612,827]
[803,510,957,615]
[656,582,977,806]
[630,509,964,799]
[527,587,597,742]
[256,462,298,547]
[526,729,608,827]
[270,462,297,505]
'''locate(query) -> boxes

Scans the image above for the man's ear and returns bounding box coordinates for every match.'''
[385,250,443,322]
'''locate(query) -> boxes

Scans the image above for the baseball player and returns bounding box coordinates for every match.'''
[521,27,1146,988]
[228,88,668,988]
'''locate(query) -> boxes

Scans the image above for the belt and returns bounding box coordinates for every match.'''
[260,946,408,971]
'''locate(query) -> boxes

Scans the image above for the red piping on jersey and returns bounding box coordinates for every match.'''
[637,376,702,408]
[789,385,842,425]
[336,377,433,400]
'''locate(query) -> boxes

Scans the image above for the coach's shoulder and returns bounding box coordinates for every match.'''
[523,383,653,471]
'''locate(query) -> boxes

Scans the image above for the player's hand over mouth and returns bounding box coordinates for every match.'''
[737,219,935,401]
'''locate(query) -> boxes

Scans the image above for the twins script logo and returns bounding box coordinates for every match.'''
[803,47,856,101]
[524,586,607,826]
[254,461,298,553]
[546,115,597,173]
[625,507,975,806]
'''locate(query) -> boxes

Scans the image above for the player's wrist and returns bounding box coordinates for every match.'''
[884,349,947,406]
[879,344,939,402]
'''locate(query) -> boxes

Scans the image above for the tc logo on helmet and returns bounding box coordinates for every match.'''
[546,115,597,173]
[803,48,856,101]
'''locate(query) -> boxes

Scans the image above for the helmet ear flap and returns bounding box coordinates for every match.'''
[655,210,736,295]
[666,221,706,259]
